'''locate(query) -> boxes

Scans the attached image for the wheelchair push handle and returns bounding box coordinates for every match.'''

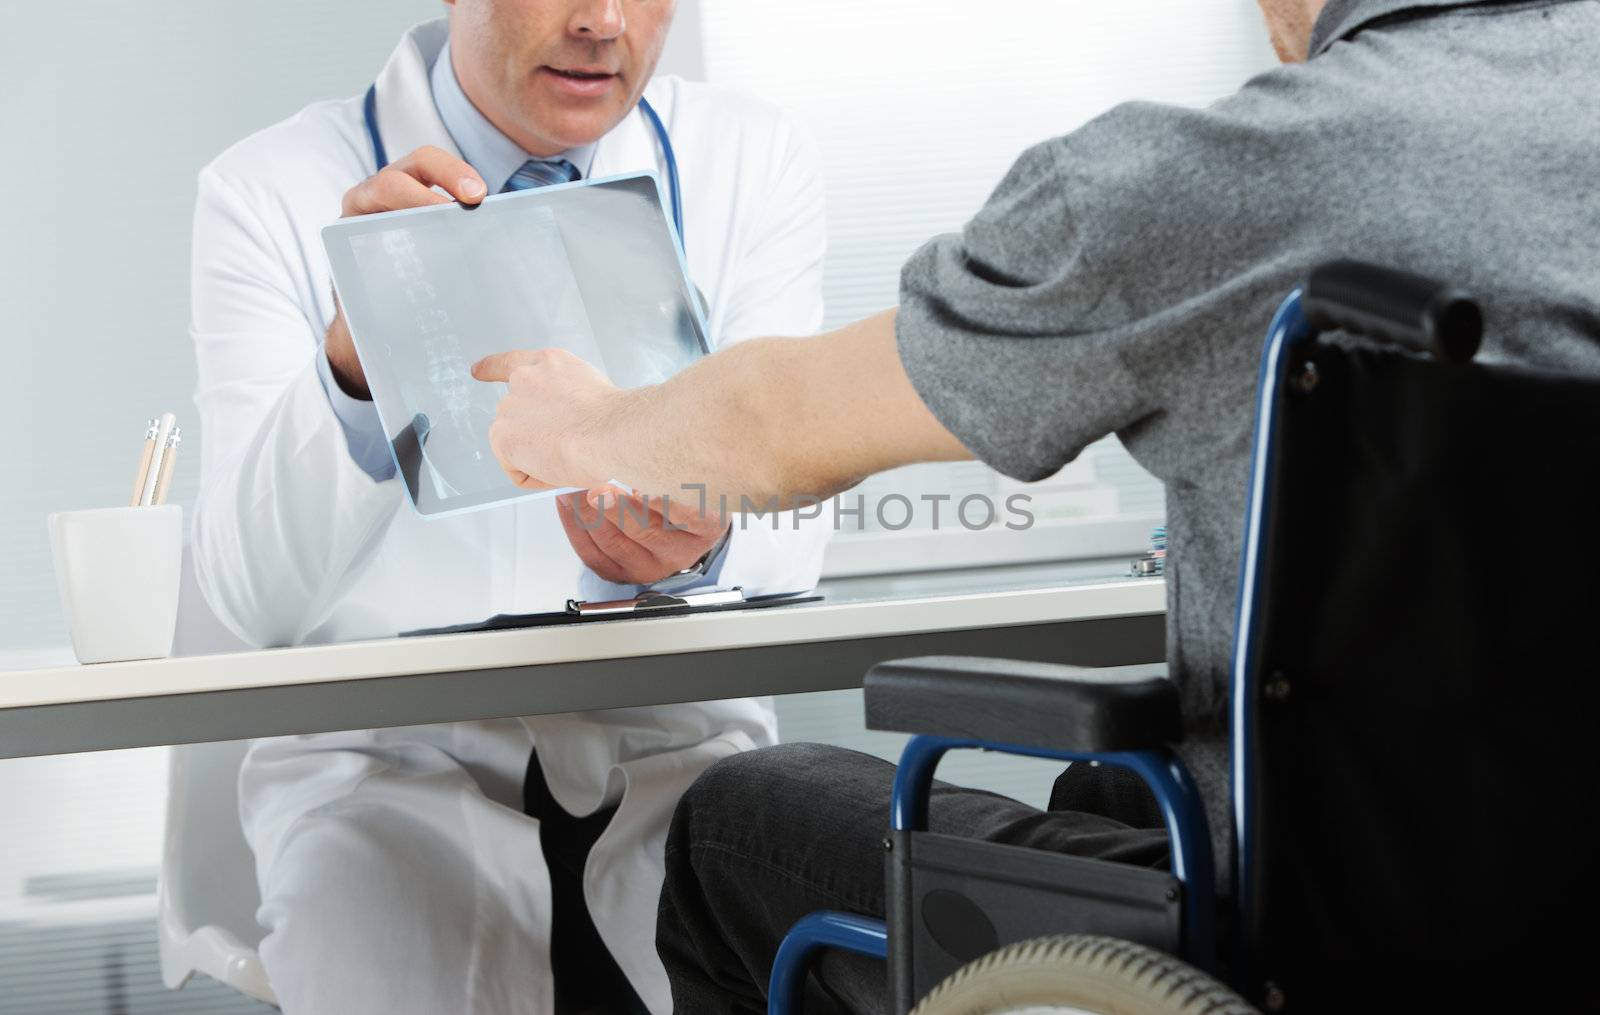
[1303,260,1483,364]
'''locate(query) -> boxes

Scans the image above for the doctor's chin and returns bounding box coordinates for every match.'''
[5,2,1596,1014]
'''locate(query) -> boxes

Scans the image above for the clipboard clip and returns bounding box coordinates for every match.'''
[568,586,747,617]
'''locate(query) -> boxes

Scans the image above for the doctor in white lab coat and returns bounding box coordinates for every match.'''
[188,4,829,1012]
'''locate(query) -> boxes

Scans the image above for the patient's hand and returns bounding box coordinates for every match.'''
[473,347,619,491]
[557,485,728,585]
[475,348,727,582]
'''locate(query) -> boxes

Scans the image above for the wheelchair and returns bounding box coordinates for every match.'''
[768,262,1600,1013]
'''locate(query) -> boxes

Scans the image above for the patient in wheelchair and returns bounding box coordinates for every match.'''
[646,0,1600,1010]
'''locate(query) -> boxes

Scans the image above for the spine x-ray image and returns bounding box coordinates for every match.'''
[324,174,709,517]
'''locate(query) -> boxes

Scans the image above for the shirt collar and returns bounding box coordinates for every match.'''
[1310,0,1509,57]
[430,41,596,193]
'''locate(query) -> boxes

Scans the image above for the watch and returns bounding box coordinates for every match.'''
[650,526,732,593]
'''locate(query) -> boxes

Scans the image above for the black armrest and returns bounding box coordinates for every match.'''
[864,656,1180,754]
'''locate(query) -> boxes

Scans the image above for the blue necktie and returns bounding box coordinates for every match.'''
[502,158,581,192]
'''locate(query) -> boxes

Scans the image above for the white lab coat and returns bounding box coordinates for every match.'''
[189,20,829,1014]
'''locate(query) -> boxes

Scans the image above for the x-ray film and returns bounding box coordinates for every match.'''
[322,172,709,517]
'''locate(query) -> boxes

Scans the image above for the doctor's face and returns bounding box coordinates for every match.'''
[446,0,678,157]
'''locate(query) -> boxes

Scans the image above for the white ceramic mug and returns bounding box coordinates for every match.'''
[48,505,182,664]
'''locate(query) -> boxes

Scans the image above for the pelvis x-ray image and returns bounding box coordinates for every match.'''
[325,174,709,517]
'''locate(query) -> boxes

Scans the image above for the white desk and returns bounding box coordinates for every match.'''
[0,561,1165,760]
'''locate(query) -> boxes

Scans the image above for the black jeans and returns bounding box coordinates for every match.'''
[657,743,1170,1015]
[524,749,650,1015]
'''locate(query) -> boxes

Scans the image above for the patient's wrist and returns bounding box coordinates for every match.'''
[568,387,633,490]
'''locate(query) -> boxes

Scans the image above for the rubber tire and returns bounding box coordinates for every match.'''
[909,935,1259,1015]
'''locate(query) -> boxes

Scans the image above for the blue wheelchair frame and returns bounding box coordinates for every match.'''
[766,290,1315,1014]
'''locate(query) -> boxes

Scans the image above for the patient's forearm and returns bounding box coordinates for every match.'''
[592,309,972,510]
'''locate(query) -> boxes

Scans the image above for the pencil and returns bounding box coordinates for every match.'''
[153,426,182,506]
[140,412,178,507]
[130,418,159,507]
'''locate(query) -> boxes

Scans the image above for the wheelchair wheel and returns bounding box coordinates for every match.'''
[910,934,1258,1015]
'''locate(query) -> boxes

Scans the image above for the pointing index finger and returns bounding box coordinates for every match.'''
[472,351,516,382]
[472,349,543,382]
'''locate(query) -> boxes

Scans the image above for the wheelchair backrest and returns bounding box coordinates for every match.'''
[1239,313,1600,1008]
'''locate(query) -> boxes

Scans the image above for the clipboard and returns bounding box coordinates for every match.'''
[401,588,823,637]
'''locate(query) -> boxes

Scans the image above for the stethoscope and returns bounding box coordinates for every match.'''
[362,84,685,253]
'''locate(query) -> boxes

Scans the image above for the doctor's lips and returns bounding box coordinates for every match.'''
[539,65,621,98]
